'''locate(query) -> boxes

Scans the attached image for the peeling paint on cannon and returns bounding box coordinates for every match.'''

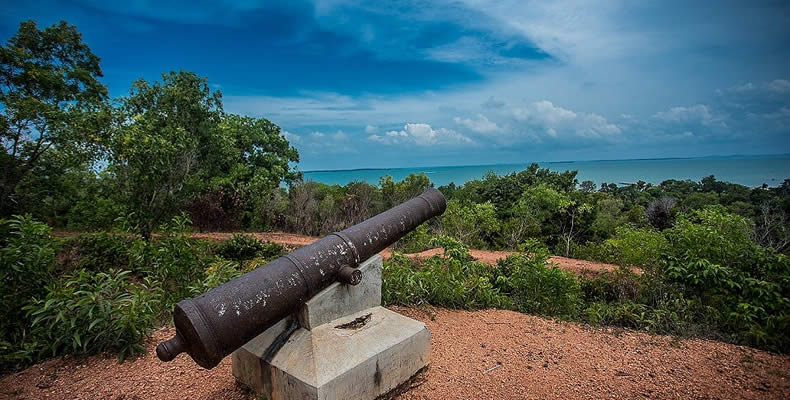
[155,188,446,369]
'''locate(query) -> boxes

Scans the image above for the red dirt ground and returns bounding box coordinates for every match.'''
[2,307,787,400]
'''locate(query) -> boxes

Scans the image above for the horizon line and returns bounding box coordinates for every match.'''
[301,152,790,174]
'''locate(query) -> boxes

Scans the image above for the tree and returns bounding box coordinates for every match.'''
[580,180,597,193]
[590,195,625,240]
[1,20,109,216]
[515,184,591,256]
[107,71,223,238]
[646,196,676,230]
[288,181,318,235]
[441,200,499,248]
[380,173,430,208]
[558,199,592,257]
[754,201,790,252]
[199,114,300,228]
[512,183,569,242]
[107,72,300,237]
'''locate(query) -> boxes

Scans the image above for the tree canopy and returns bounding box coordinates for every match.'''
[1,20,109,215]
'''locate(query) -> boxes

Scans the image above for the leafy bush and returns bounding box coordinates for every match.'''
[493,242,583,319]
[581,267,643,303]
[383,236,508,309]
[604,227,669,268]
[582,298,701,333]
[568,241,615,264]
[25,269,162,362]
[441,200,499,248]
[395,223,433,253]
[215,233,285,261]
[240,257,273,274]
[0,216,58,352]
[665,206,758,273]
[189,260,242,296]
[67,232,137,272]
[129,215,213,306]
[383,236,583,319]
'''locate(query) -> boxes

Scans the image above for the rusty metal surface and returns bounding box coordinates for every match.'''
[156,187,446,369]
[337,266,362,285]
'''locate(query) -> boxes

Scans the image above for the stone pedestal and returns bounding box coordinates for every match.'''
[232,255,430,400]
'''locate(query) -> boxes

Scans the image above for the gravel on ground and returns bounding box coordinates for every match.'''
[2,307,787,400]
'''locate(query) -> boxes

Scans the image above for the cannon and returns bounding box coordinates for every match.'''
[156,187,446,369]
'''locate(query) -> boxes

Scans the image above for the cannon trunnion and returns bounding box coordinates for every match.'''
[156,188,446,369]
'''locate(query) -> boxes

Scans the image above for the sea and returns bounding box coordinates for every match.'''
[303,155,790,188]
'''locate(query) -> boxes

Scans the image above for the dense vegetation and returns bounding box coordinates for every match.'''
[1,21,788,374]
[0,216,285,372]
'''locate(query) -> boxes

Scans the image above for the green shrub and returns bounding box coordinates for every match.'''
[25,269,162,362]
[0,216,58,349]
[441,200,499,248]
[189,260,242,296]
[604,227,669,268]
[494,252,583,319]
[569,241,616,264]
[395,223,433,253]
[583,292,708,336]
[240,257,273,273]
[129,215,214,306]
[383,236,584,319]
[665,206,757,273]
[382,236,508,309]
[69,232,137,271]
[215,233,285,261]
[581,267,643,303]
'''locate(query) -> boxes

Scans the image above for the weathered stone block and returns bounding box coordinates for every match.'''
[231,315,296,394]
[297,255,382,330]
[269,307,430,400]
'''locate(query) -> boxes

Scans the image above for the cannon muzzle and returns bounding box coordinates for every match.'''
[156,187,446,368]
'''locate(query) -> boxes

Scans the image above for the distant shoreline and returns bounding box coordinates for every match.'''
[302,153,790,174]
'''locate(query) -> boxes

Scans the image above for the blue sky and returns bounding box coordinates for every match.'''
[2,0,789,170]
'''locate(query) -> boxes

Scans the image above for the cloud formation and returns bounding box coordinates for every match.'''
[4,0,788,169]
[511,100,621,139]
[454,114,501,134]
[369,123,473,146]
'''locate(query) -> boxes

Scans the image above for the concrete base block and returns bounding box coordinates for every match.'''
[298,255,382,330]
[269,307,430,400]
[231,315,297,394]
[232,255,431,400]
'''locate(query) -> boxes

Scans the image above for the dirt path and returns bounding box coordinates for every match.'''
[2,307,787,400]
[191,231,624,277]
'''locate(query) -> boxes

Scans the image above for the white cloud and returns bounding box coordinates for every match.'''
[332,130,348,141]
[300,130,356,154]
[365,124,379,134]
[368,123,472,146]
[367,134,387,144]
[511,100,621,138]
[652,104,726,128]
[282,130,302,144]
[454,114,501,133]
[769,79,790,93]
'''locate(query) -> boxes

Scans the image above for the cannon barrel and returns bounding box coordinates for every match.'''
[156,187,446,369]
